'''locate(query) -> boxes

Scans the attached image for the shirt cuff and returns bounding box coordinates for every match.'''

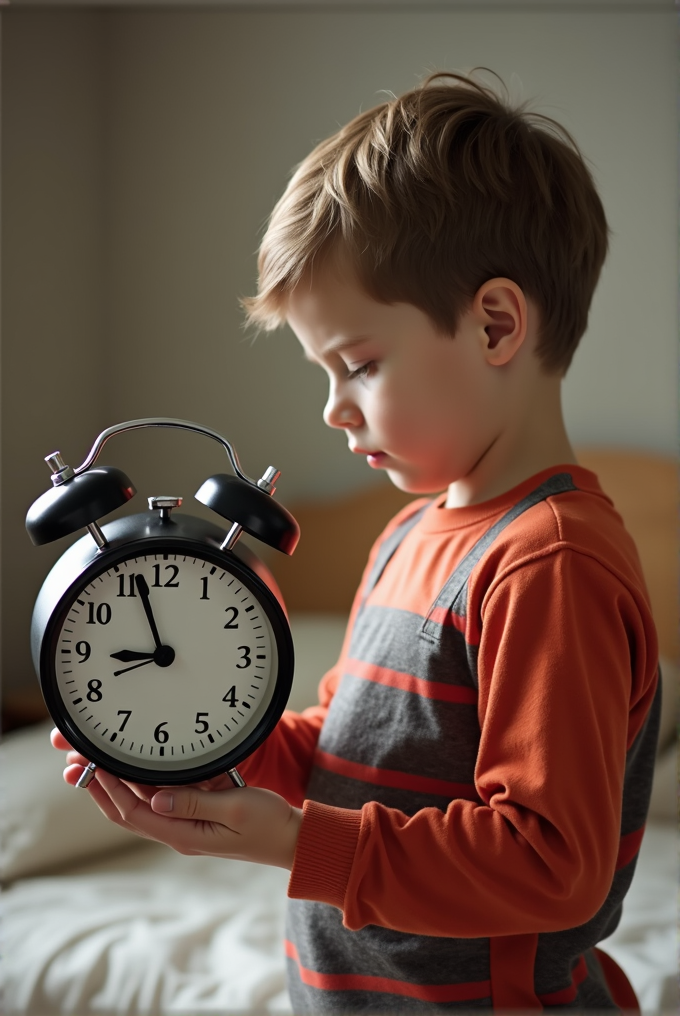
[287,799,363,910]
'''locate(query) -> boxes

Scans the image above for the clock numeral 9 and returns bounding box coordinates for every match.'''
[86,602,111,625]
[76,641,91,663]
[154,721,169,744]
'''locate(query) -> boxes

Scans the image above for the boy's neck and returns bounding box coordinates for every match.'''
[445,374,576,509]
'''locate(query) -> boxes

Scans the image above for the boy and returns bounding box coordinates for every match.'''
[55,72,660,1011]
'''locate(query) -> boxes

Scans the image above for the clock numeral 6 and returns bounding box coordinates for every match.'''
[194,712,209,734]
[86,602,111,625]
[154,721,169,744]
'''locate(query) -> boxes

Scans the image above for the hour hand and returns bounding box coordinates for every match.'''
[110,650,155,662]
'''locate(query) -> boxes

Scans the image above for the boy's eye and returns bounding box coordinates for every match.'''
[346,361,375,381]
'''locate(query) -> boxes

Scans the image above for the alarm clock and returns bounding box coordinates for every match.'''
[26,418,300,790]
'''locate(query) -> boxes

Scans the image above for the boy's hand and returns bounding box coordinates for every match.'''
[50,729,302,870]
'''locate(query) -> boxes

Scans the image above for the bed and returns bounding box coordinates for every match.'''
[1,449,677,1015]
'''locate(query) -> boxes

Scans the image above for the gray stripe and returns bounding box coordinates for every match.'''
[287,900,491,983]
[315,673,480,790]
[620,670,661,836]
[350,605,477,689]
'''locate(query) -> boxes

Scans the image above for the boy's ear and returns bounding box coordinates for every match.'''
[472,278,528,366]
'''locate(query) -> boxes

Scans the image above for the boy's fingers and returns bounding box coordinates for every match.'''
[51,728,71,751]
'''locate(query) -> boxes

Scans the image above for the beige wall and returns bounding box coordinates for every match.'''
[2,5,677,694]
[2,12,109,695]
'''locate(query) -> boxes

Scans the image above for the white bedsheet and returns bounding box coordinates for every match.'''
[2,843,292,1014]
[2,821,677,1015]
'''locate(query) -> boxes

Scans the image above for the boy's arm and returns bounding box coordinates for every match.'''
[288,548,658,936]
[237,670,338,807]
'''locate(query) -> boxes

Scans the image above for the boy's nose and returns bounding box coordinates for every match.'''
[323,384,363,430]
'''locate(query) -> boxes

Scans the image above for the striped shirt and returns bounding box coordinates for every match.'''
[242,464,660,1011]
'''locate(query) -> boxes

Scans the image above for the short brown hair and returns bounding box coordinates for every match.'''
[243,71,609,374]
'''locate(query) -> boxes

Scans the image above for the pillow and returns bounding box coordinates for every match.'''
[0,720,142,882]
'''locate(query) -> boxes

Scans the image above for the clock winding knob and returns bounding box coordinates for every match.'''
[148,496,183,521]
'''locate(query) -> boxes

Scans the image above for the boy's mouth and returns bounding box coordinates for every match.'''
[350,445,387,467]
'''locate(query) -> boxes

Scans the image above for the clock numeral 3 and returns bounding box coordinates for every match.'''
[236,646,251,669]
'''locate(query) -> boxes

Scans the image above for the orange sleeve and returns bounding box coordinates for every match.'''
[288,548,657,936]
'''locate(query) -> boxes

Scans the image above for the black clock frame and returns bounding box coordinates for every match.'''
[33,510,294,786]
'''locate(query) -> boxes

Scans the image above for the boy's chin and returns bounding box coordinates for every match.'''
[385,468,446,496]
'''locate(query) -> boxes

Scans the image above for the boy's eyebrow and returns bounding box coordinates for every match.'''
[303,335,372,362]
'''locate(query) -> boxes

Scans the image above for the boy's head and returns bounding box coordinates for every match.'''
[244,71,608,375]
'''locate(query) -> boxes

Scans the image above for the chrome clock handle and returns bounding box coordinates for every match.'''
[46,417,280,493]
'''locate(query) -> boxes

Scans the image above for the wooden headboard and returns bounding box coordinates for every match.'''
[271,448,679,663]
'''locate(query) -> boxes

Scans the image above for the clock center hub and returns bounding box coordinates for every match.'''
[154,644,176,668]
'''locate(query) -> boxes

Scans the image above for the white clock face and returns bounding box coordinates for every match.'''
[52,551,280,772]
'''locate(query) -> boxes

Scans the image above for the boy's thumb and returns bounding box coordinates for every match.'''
[150,786,243,824]
[151,791,176,813]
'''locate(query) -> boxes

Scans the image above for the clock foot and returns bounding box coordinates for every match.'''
[227,767,246,788]
[76,762,97,789]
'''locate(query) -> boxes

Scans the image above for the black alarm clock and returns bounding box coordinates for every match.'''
[26,418,300,790]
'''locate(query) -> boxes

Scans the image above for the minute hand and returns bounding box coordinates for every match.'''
[135,574,162,649]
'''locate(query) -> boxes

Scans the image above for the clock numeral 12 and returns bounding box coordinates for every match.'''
[153,564,180,588]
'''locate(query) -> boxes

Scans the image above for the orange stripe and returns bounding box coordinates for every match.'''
[285,940,491,1003]
[538,954,588,1005]
[347,658,478,704]
[616,826,644,871]
[425,606,467,632]
[313,749,479,800]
